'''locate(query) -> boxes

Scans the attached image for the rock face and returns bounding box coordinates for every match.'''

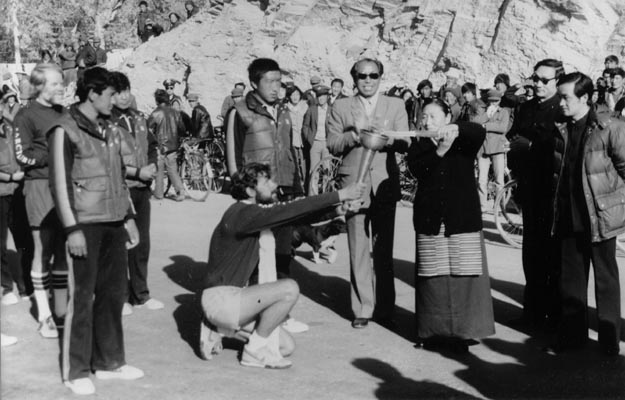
[120,0,624,119]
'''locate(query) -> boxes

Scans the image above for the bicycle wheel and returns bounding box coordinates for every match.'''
[494,179,523,248]
[180,153,210,201]
[309,156,342,195]
[397,155,417,207]
[206,141,226,193]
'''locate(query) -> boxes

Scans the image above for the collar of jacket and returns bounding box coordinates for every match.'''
[555,106,604,137]
[245,92,285,120]
[536,93,560,111]
[69,104,110,140]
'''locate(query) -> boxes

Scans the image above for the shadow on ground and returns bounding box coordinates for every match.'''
[353,357,480,399]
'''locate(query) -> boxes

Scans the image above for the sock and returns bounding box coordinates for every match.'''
[246,330,268,352]
[52,271,68,318]
[31,270,51,321]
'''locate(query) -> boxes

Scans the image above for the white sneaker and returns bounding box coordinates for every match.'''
[199,321,223,360]
[95,365,144,380]
[282,317,309,333]
[1,333,18,347]
[38,316,58,339]
[2,292,19,306]
[65,377,95,395]
[240,345,292,369]
[122,303,133,316]
[135,298,164,310]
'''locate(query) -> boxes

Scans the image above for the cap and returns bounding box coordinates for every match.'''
[231,87,244,97]
[446,67,461,79]
[310,75,321,85]
[2,72,11,81]
[444,86,461,100]
[187,93,199,101]
[163,79,178,87]
[313,85,330,96]
[2,91,17,102]
[487,88,503,101]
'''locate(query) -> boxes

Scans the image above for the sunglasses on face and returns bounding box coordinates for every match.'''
[356,73,380,80]
[531,74,556,85]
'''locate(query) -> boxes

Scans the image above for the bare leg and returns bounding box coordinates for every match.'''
[238,279,299,338]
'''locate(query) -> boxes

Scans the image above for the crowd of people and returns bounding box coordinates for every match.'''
[137,1,200,43]
[1,48,624,396]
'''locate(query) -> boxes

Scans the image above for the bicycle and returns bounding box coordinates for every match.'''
[308,156,342,195]
[178,137,227,200]
[493,179,523,248]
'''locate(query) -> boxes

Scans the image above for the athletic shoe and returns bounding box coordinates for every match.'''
[1,292,19,306]
[134,298,164,310]
[95,365,144,380]
[282,317,309,333]
[174,193,185,202]
[65,378,95,395]
[240,345,292,369]
[199,322,223,360]
[1,333,18,347]
[38,316,58,339]
[122,303,133,316]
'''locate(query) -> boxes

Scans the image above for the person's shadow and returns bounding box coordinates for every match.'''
[163,255,208,358]
[352,357,480,399]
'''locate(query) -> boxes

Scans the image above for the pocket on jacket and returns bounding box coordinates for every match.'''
[73,177,107,215]
[595,190,625,233]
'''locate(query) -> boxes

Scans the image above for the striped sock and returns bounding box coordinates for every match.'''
[31,271,52,321]
[52,271,68,318]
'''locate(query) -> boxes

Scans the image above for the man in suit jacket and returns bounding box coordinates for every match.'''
[326,58,409,328]
[329,78,348,106]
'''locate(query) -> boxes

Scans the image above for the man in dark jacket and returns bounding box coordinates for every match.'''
[549,72,624,356]
[137,1,156,41]
[507,58,564,330]
[75,34,97,81]
[94,38,107,67]
[148,89,186,201]
[109,72,163,314]
[188,93,214,139]
[225,58,306,332]
[48,67,143,396]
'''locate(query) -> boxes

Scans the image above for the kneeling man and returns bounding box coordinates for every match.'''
[200,163,364,368]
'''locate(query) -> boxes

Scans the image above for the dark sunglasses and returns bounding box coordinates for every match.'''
[531,74,556,85]
[356,73,380,80]
[165,86,174,89]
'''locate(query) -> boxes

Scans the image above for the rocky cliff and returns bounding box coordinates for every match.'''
[118,0,625,119]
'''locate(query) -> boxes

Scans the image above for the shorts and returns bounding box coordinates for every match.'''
[24,179,55,228]
[201,286,241,334]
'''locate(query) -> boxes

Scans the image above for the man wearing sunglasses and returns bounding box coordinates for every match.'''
[327,58,409,329]
[507,58,564,331]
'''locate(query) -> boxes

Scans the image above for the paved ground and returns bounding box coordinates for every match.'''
[1,194,624,400]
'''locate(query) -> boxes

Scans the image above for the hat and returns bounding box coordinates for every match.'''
[163,79,178,87]
[487,88,503,101]
[2,91,17,102]
[310,75,321,85]
[2,72,11,81]
[231,87,244,97]
[187,93,199,101]
[443,86,461,100]
[313,85,330,96]
[445,68,461,79]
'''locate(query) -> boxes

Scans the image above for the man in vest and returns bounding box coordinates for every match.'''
[48,67,143,396]
[225,57,307,333]
[109,71,163,315]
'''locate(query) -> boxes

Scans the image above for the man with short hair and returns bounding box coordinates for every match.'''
[109,71,163,314]
[199,163,365,368]
[439,67,464,105]
[550,72,624,356]
[48,67,143,396]
[75,34,97,81]
[605,54,619,70]
[326,58,410,328]
[93,38,107,67]
[507,58,564,329]
[302,85,331,195]
[188,93,214,139]
[148,88,187,201]
[13,63,68,338]
[411,79,433,130]
[329,78,346,105]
